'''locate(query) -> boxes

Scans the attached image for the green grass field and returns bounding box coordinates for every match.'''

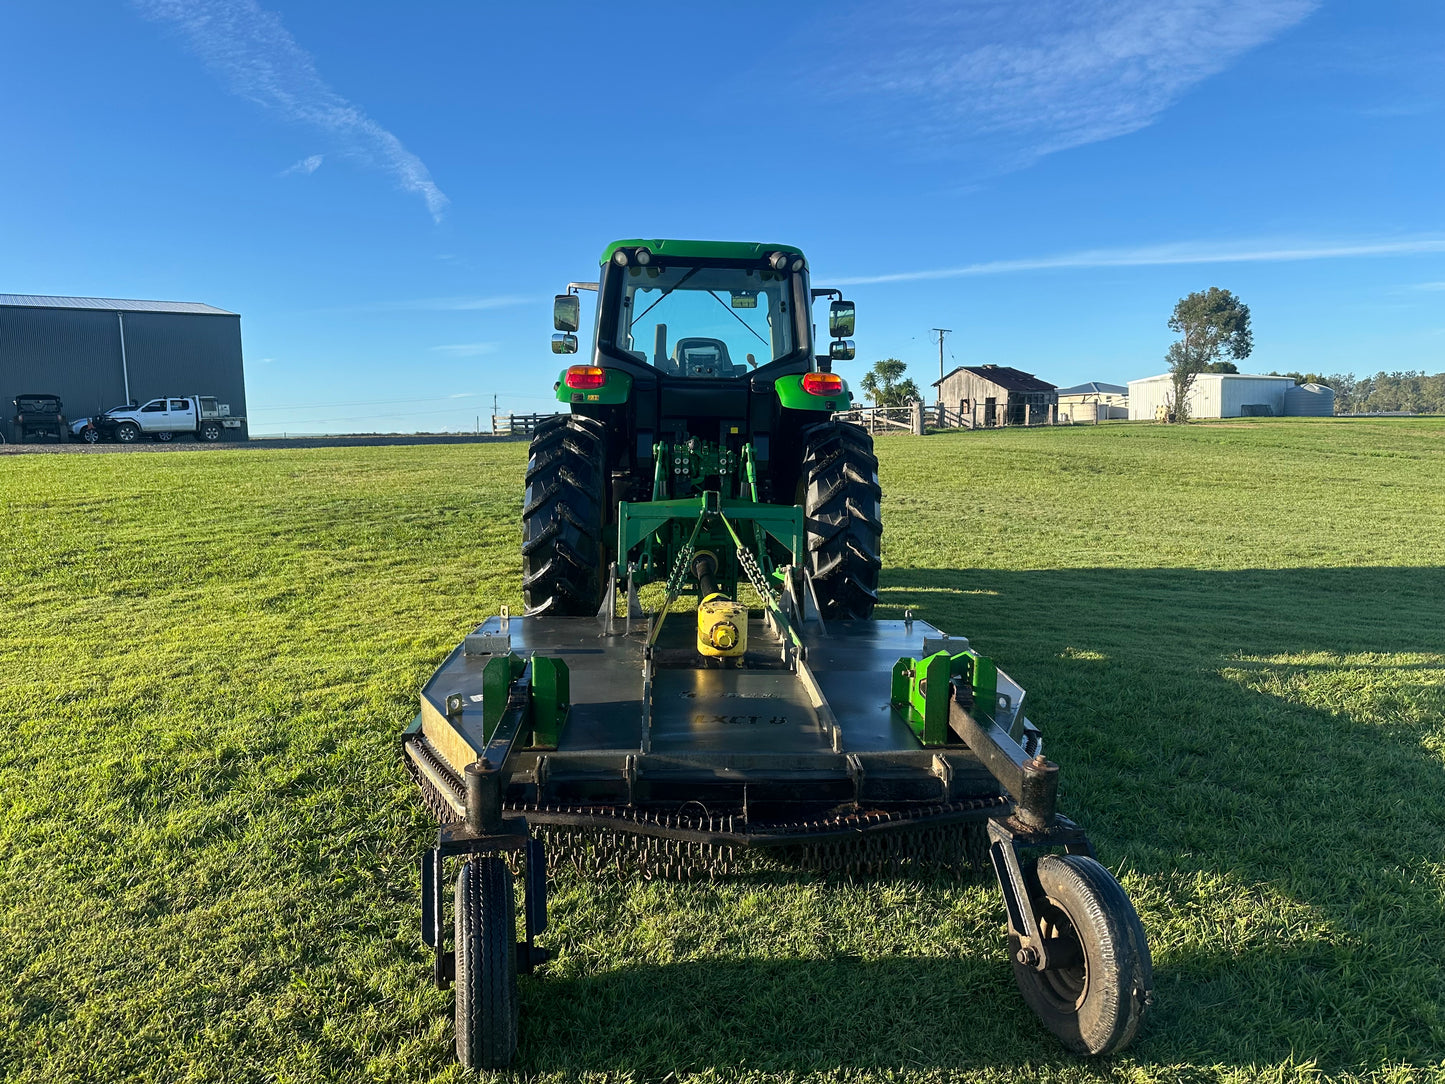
[2,419,1443,1083]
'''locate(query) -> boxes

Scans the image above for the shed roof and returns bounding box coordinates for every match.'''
[933,364,1056,392]
[1056,381,1128,396]
[1128,372,1294,385]
[0,293,236,316]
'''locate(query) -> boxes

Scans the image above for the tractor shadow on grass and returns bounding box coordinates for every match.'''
[522,952,1101,1073]
[518,565,1444,1074]
[876,564,1445,1071]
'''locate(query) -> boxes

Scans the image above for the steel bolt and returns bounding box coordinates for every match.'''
[1015,946,1039,967]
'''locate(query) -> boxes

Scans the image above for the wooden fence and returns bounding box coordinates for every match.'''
[491,412,561,437]
[494,403,1063,440]
[834,403,1061,433]
[832,404,927,434]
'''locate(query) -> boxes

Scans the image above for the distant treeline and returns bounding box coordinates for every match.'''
[1268,370,1445,414]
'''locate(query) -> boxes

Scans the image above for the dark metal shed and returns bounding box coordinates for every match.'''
[0,294,247,440]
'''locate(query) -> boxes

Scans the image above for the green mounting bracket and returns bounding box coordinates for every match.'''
[617,494,804,565]
[891,648,998,746]
[481,653,526,739]
[529,655,570,749]
[960,650,998,725]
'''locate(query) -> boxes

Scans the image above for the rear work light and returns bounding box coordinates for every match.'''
[802,372,844,396]
[564,365,607,390]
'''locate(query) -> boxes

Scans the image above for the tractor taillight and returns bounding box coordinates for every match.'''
[802,372,844,396]
[564,365,607,390]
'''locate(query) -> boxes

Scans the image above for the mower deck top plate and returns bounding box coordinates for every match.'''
[418,614,1022,771]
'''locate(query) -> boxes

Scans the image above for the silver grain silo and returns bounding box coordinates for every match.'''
[1283,382,1335,417]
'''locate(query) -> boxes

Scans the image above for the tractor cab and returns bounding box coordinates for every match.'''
[548,239,860,523]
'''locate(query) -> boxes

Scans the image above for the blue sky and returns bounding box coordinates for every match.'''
[2,1,1441,433]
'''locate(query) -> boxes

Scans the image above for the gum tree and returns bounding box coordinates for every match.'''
[1166,288,1253,421]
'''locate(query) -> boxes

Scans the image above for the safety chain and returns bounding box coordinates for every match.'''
[720,513,779,606]
[649,514,707,646]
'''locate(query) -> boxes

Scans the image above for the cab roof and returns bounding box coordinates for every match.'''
[600,239,805,265]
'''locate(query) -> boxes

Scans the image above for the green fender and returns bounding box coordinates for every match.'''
[774,373,854,412]
[554,367,634,406]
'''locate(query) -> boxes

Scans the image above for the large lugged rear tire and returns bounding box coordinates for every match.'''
[1011,854,1152,1055]
[454,857,519,1069]
[799,421,882,620]
[521,415,609,616]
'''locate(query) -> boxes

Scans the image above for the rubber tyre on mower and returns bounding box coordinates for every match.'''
[521,415,609,616]
[799,421,883,620]
[1009,854,1152,1055]
[454,857,519,1069]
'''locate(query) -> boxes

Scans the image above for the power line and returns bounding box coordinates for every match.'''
[931,328,953,387]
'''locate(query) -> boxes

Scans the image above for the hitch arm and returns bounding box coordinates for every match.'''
[947,694,1058,830]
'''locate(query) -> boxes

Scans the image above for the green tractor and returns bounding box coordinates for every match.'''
[402,239,1152,1069]
[524,239,880,622]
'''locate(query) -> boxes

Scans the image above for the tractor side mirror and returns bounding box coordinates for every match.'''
[553,294,580,333]
[551,333,578,354]
[829,300,855,338]
[829,339,856,362]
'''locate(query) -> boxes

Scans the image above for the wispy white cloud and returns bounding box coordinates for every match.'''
[1411,281,1445,291]
[313,295,533,316]
[280,153,323,176]
[373,295,533,312]
[832,237,1445,286]
[1354,101,1441,119]
[820,0,1316,165]
[432,344,499,358]
[133,0,448,221]
[448,392,478,398]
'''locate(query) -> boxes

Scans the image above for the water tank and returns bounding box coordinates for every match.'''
[1284,382,1335,417]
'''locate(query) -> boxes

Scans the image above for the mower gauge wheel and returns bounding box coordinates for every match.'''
[1010,854,1152,1056]
[454,857,519,1068]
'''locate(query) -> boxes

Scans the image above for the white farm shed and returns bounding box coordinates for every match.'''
[1128,373,1294,420]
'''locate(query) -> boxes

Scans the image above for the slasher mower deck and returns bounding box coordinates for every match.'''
[406,611,1025,875]
[402,238,1152,1069]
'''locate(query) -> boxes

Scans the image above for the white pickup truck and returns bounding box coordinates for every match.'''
[103,395,245,443]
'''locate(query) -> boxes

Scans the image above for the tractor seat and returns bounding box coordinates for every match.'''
[672,337,745,378]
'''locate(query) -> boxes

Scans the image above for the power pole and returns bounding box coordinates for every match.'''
[931,328,952,403]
